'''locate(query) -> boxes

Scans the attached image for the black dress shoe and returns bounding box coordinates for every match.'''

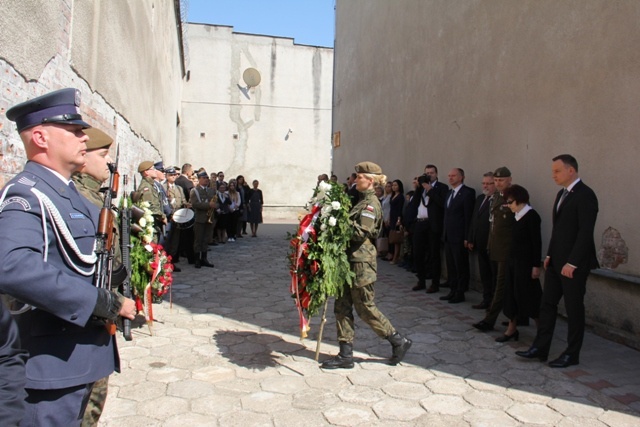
[472,302,489,310]
[172,266,181,272]
[448,293,465,304]
[412,283,426,291]
[472,320,494,331]
[515,347,548,362]
[425,285,439,294]
[439,292,454,301]
[548,354,579,368]
[495,330,519,343]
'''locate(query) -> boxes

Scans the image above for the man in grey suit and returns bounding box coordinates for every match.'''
[516,154,599,368]
[1,88,136,425]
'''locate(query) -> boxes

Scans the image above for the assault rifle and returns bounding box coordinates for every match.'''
[93,146,120,335]
[120,174,133,340]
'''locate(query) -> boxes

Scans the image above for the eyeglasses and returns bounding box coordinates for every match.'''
[506,199,516,205]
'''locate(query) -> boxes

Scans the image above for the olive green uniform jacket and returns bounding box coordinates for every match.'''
[487,191,515,262]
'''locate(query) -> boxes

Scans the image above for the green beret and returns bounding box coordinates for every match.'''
[84,127,113,150]
[493,166,511,178]
[138,161,154,173]
[355,161,382,175]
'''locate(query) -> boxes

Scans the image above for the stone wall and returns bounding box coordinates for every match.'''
[0,0,184,185]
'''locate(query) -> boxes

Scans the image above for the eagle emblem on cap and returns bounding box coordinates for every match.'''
[74,89,81,107]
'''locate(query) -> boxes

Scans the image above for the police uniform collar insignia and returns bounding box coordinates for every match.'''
[69,212,86,219]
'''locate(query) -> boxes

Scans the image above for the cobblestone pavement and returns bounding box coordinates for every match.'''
[99,223,640,426]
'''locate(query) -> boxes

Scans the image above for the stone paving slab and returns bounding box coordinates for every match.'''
[99,223,640,426]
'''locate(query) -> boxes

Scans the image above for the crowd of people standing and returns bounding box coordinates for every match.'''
[135,162,265,270]
[369,158,598,369]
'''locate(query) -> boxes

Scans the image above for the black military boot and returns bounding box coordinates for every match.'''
[194,253,202,269]
[200,252,214,268]
[387,332,412,365]
[321,342,354,369]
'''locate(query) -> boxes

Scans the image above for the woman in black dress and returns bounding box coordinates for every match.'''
[248,179,263,237]
[388,179,405,264]
[497,184,543,342]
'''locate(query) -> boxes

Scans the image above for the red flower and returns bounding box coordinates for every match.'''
[300,291,311,308]
[310,260,319,276]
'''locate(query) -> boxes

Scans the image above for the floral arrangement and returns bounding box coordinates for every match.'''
[288,181,354,338]
[129,200,174,300]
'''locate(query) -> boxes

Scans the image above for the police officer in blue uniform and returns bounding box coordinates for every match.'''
[0,88,136,426]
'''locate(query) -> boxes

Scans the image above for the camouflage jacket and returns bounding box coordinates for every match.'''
[348,188,382,286]
[137,176,165,220]
[72,172,122,264]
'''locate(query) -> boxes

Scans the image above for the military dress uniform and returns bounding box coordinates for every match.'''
[322,162,411,370]
[0,162,119,425]
[190,177,216,268]
[1,88,128,426]
[474,167,516,331]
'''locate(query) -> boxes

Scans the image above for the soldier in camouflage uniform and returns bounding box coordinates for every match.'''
[70,127,117,427]
[136,161,166,242]
[322,161,412,369]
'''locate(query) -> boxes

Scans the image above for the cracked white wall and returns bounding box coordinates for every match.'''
[181,24,333,220]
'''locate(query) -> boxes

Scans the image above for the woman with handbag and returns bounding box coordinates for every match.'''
[388,179,405,264]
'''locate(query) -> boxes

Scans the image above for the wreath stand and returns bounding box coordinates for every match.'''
[314,299,330,361]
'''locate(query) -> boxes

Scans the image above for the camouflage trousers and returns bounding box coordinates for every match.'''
[81,376,108,427]
[335,282,395,343]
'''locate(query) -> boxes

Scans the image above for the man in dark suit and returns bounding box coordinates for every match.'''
[467,172,497,309]
[516,154,599,368]
[441,168,476,303]
[1,88,136,425]
[406,164,449,293]
[346,172,360,207]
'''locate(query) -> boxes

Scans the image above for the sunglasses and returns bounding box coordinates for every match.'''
[506,199,516,205]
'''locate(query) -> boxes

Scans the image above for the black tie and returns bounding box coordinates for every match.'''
[447,190,454,207]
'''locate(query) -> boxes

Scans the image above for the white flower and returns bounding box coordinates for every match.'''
[141,201,151,209]
[331,201,341,210]
[139,217,147,227]
[321,205,332,217]
[319,181,332,192]
[328,216,337,227]
[144,213,153,223]
[320,223,327,231]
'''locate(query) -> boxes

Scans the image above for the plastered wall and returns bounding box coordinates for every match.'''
[332,0,640,347]
[181,24,333,220]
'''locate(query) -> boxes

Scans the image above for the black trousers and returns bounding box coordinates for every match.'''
[444,239,470,294]
[476,247,494,304]
[412,220,441,286]
[533,261,588,357]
